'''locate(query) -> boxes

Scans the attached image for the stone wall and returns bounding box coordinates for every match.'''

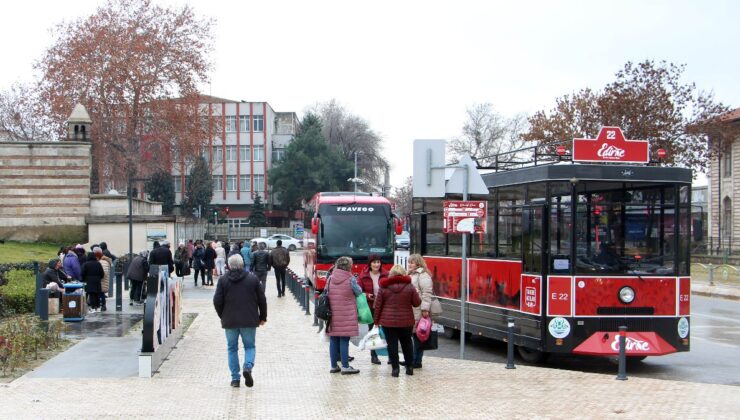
[0,141,91,242]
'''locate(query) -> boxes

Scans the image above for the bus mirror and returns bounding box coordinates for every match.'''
[311,217,319,234]
[395,218,403,235]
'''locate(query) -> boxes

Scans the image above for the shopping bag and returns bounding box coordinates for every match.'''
[415,316,433,342]
[359,326,387,351]
[350,323,369,347]
[430,298,443,317]
[375,327,388,356]
[419,331,438,350]
[356,293,373,324]
[319,327,329,343]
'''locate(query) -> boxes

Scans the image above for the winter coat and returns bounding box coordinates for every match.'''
[240,246,252,269]
[269,246,290,269]
[357,267,389,318]
[187,242,194,259]
[373,274,421,328]
[204,247,217,269]
[251,250,271,273]
[63,250,81,281]
[174,247,186,263]
[127,255,149,282]
[213,270,267,329]
[327,268,361,337]
[100,255,112,293]
[42,259,66,290]
[410,269,434,322]
[149,246,174,274]
[215,245,226,260]
[192,246,205,270]
[81,254,105,294]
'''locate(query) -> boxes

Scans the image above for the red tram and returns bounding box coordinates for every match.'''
[411,132,692,362]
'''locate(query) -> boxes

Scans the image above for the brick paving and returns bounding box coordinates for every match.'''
[2,261,739,418]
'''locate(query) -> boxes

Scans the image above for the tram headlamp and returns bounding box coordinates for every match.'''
[619,286,635,304]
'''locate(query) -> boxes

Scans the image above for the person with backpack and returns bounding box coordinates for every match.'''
[269,240,290,297]
[250,242,271,291]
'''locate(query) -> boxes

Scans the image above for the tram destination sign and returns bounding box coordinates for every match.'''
[443,200,487,234]
[573,126,649,164]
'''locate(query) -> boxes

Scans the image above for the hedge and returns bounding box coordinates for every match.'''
[0,270,36,315]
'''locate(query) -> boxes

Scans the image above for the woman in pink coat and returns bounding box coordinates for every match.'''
[327,256,363,375]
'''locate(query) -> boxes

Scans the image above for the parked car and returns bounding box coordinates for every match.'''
[249,234,303,251]
[395,231,410,249]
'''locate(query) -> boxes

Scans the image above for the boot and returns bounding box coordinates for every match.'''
[405,366,414,376]
[370,352,381,365]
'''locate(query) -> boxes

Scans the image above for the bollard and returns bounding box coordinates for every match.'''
[115,271,123,311]
[304,283,311,316]
[506,317,516,369]
[313,292,320,326]
[616,326,628,381]
[708,263,714,286]
[36,288,50,321]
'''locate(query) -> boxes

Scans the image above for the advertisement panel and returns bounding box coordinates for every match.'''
[520,274,541,315]
[573,126,649,164]
[443,201,487,234]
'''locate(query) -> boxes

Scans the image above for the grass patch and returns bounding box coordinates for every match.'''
[0,241,63,264]
[0,270,36,315]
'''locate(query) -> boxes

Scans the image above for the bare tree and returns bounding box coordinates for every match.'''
[310,99,389,192]
[391,176,413,220]
[0,83,56,141]
[447,103,529,166]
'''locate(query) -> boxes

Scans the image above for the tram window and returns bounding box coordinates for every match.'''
[498,186,525,206]
[550,198,572,273]
[497,206,521,258]
[522,206,544,273]
[678,203,690,275]
[470,201,495,257]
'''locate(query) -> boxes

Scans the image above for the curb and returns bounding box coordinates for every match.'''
[691,285,740,301]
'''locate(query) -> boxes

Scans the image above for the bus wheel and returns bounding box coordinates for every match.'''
[443,328,459,339]
[516,346,548,364]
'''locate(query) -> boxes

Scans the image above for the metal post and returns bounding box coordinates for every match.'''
[354,151,358,192]
[128,174,133,268]
[708,263,714,286]
[313,292,320,326]
[616,326,628,380]
[304,283,311,316]
[115,271,123,311]
[506,317,516,369]
[460,165,469,360]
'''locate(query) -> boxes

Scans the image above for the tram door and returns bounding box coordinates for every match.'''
[521,205,546,275]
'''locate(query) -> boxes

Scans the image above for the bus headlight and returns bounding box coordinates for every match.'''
[619,286,635,304]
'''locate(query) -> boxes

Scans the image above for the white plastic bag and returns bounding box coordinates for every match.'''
[358,327,387,351]
[350,323,370,347]
[319,327,329,343]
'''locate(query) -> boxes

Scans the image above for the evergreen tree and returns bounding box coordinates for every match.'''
[145,169,175,214]
[249,195,267,226]
[183,156,213,218]
[269,113,353,210]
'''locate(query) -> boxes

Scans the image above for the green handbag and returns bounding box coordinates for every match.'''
[356,293,373,324]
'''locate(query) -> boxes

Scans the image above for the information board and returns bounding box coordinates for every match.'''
[443,201,487,234]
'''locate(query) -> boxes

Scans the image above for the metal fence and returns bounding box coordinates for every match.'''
[175,222,295,244]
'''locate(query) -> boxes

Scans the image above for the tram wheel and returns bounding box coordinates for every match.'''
[516,346,548,364]
[443,327,459,339]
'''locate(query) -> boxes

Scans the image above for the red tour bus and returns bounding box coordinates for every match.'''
[411,129,692,362]
[303,192,403,291]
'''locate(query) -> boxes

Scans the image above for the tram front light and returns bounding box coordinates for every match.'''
[619,286,635,304]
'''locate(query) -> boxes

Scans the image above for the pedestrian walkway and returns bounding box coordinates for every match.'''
[2,265,740,418]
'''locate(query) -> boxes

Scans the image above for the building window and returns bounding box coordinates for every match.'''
[226,145,237,161]
[226,175,237,191]
[225,116,236,133]
[240,145,250,161]
[213,175,223,191]
[240,175,250,191]
[253,145,264,162]
[253,115,264,132]
[173,176,181,193]
[723,150,732,177]
[254,174,264,192]
[213,146,223,162]
[272,148,286,162]
[723,197,732,238]
[239,115,249,132]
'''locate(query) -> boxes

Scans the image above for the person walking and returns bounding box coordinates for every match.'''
[373,264,421,377]
[326,256,363,375]
[250,242,271,291]
[358,254,388,365]
[204,241,217,286]
[214,254,267,388]
[127,250,149,304]
[408,254,434,369]
[187,239,195,268]
[240,242,252,273]
[227,244,242,271]
[269,240,290,297]
[174,242,188,278]
[215,241,227,276]
[95,247,112,311]
[191,241,206,287]
[82,252,105,313]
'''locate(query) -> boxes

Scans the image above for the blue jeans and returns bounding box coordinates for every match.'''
[329,336,350,368]
[413,334,424,365]
[225,328,256,381]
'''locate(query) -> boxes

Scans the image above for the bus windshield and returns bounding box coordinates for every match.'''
[318,203,394,259]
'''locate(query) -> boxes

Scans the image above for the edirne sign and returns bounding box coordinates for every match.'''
[572,126,649,164]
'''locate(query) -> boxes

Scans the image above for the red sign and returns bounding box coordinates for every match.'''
[678,277,690,316]
[520,274,541,315]
[573,126,649,164]
[443,201,487,234]
[547,276,572,316]
[573,331,676,356]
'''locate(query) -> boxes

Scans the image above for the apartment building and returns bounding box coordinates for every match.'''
[171,95,299,226]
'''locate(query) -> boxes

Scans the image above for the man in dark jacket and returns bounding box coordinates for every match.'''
[149,241,175,275]
[269,240,290,297]
[42,258,69,296]
[250,242,271,290]
[214,254,267,388]
[99,242,116,260]
[127,250,149,305]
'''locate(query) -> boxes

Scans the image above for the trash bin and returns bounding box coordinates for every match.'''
[62,283,85,322]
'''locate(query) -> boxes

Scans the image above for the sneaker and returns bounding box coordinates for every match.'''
[89,308,95,314]
[329,366,341,374]
[348,356,355,362]
[243,370,253,388]
[230,380,240,388]
[341,366,360,375]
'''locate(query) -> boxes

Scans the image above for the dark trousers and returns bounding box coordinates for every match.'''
[87,292,100,309]
[175,261,184,277]
[193,268,206,286]
[382,326,413,368]
[206,269,214,285]
[274,267,286,295]
[130,280,143,302]
[412,334,425,365]
[99,293,107,309]
[255,271,267,290]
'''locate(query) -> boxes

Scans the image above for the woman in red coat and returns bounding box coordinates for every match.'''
[357,254,388,365]
[373,265,421,377]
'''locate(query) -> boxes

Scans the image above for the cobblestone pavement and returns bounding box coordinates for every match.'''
[2,265,740,418]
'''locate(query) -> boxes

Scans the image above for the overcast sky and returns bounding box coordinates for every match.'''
[1,0,737,187]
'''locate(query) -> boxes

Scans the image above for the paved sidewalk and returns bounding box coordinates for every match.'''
[2,265,739,418]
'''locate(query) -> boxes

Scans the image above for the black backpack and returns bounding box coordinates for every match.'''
[315,279,332,321]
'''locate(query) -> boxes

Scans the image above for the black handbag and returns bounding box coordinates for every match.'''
[315,280,332,321]
[419,331,438,350]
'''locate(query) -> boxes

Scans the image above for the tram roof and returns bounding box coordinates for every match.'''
[481,163,692,188]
